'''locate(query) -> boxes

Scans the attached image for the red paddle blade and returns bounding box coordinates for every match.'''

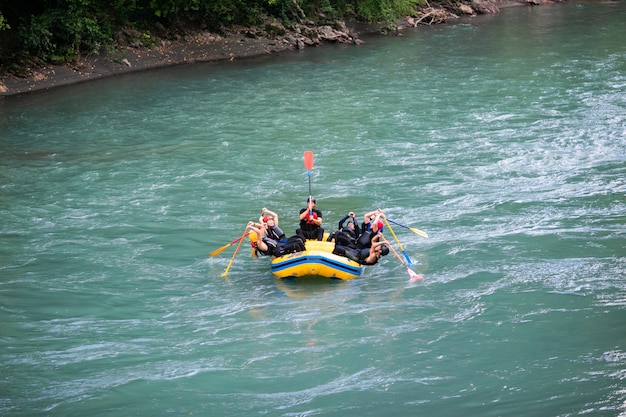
[407,267,423,281]
[304,151,314,171]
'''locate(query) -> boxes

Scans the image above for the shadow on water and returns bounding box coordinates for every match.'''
[273,275,351,299]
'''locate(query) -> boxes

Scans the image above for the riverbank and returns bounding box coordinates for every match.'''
[0,0,529,97]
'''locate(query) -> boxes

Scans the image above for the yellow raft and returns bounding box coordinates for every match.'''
[247,231,364,280]
[270,239,364,280]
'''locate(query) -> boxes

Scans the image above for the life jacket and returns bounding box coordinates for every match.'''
[333,245,360,263]
[300,208,322,230]
[266,225,285,242]
[357,229,374,248]
[341,225,356,238]
[258,236,305,257]
[306,211,318,225]
[334,246,377,265]
[335,226,357,247]
[274,236,306,256]
[255,237,279,257]
[358,248,379,265]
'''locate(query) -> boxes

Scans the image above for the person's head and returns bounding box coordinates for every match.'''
[250,240,259,259]
[346,219,355,228]
[372,244,388,259]
[307,197,316,206]
[263,215,275,225]
[372,220,384,232]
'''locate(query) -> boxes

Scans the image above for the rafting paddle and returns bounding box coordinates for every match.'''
[220,227,247,277]
[385,241,423,281]
[383,217,414,265]
[387,219,429,238]
[209,232,248,257]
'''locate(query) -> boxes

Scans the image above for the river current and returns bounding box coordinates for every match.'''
[1,1,625,416]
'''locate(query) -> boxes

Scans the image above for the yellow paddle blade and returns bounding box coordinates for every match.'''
[209,232,249,257]
[209,243,231,257]
[409,227,429,238]
[386,218,429,239]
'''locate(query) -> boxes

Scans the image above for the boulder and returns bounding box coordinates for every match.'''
[471,0,500,14]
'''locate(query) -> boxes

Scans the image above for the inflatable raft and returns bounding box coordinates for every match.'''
[271,239,364,280]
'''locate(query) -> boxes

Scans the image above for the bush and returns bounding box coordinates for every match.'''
[1,0,432,65]
[0,12,10,31]
[15,11,111,62]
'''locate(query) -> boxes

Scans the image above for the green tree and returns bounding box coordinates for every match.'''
[0,0,433,66]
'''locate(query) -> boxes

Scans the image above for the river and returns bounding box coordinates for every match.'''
[1,1,625,416]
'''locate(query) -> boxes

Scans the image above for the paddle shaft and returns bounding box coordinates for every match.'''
[386,241,407,266]
[209,233,247,257]
[383,217,413,265]
[385,242,422,281]
[308,171,312,211]
[220,228,246,277]
[387,219,429,238]
[304,151,314,215]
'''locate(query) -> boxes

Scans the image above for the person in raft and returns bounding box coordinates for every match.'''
[357,209,385,249]
[296,197,324,241]
[247,221,305,258]
[327,211,361,246]
[259,208,286,243]
[333,231,389,265]
[359,233,390,265]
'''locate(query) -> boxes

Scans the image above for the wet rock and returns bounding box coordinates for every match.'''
[471,0,500,14]
[459,4,476,14]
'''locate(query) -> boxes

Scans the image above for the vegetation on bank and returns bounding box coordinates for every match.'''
[0,0,431,68]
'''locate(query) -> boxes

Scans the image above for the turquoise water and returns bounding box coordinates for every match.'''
[1,2,625,416]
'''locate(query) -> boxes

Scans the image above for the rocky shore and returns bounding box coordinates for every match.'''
[0,0,529,97]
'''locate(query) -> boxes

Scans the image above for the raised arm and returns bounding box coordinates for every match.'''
[262,207,279,226]
[361,233,388,264]
[338,211,356,229]
[363,209,381,225]
[300,201,322,226]
[247,222,269,252]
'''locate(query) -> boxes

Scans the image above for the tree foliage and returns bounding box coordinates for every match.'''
[0,0,427,65]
